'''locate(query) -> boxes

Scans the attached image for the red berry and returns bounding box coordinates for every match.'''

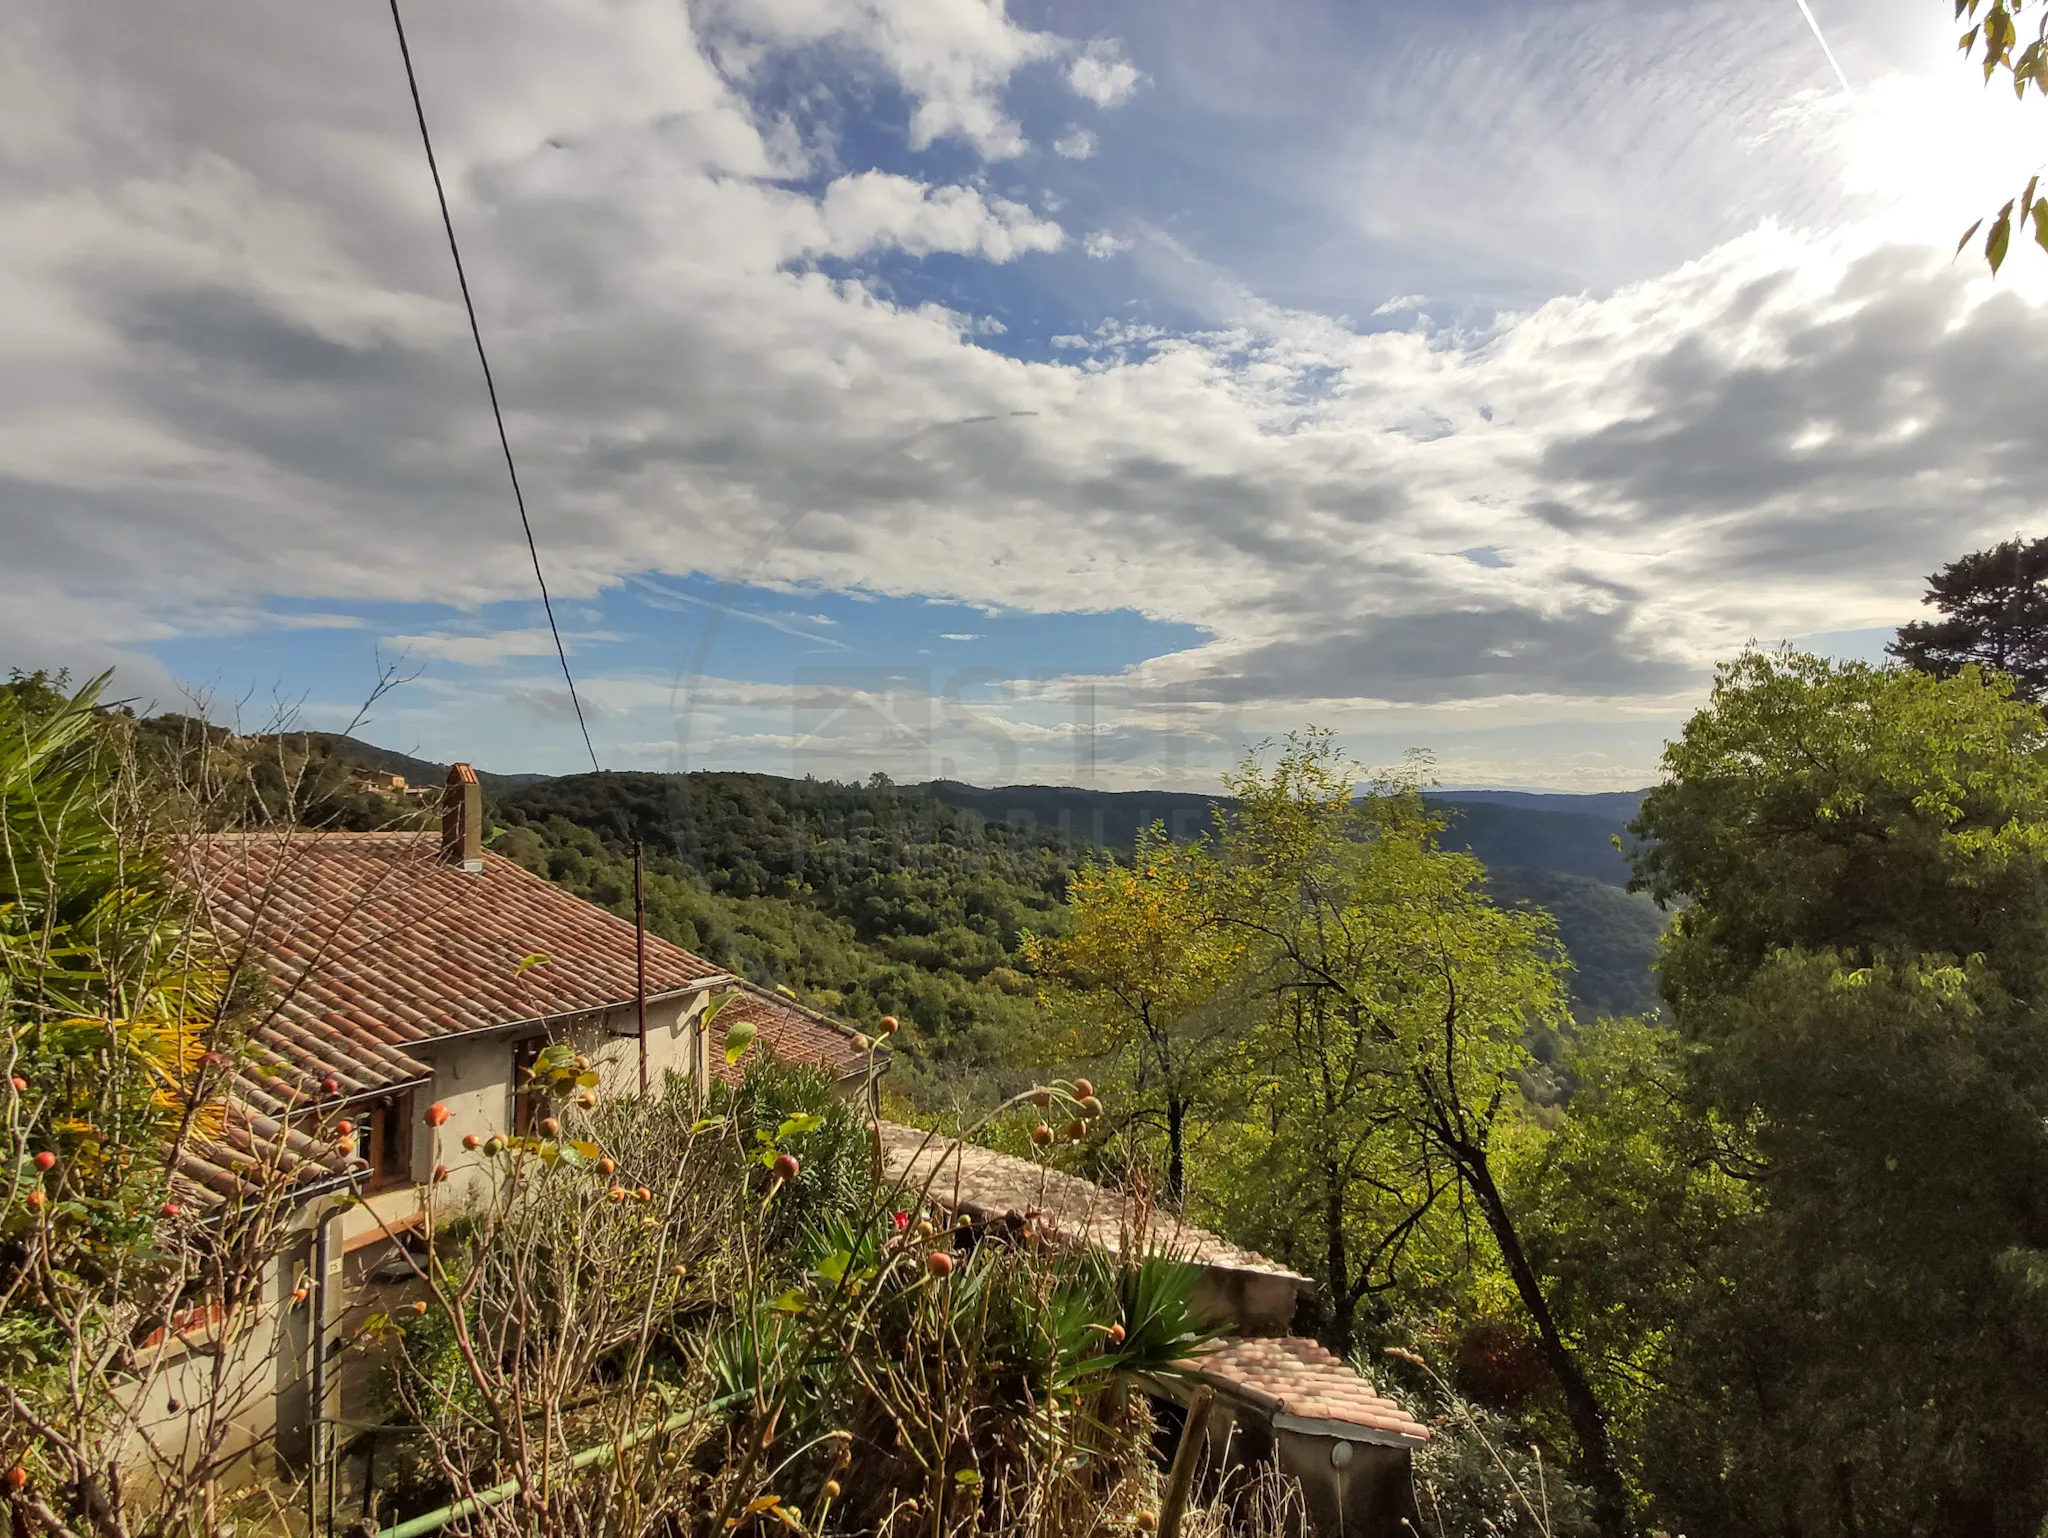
[424,1103,449,1128]
[635,1185,652,1202]
[608,1186,627,1203]
[599,1156,617,1175]
[25,1189,45,1209]
[8,1076,26,1093]
[1072,1078,1095,1100]
[32,1150,55,1171]
[322,1078,339,1095]
[1031,1124,1051,1146]
[433,1165,451,1183]
[335,1120,354,1137]
[461,1133,482,1151]
[879,1015,900,1035]
[539,1116,560,1137]
[772,1153,800,1182]
[1109,1322,1126,1345]
[926,1251,954,1277]
[5,1465,25,1490]
[161,1202,181,1218]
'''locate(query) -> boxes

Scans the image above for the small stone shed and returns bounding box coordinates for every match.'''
[876,1124,1429,1537]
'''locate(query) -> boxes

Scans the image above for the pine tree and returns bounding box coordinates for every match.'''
[1891,534,2048,699]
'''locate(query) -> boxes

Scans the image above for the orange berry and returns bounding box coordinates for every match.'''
[5,1466,26,1490]
[608,1185,627,1203]
[411,1301,428,1315]
[1065,1121,1086,1142]
[634,1186,651,1203]
[1030,1088,1051,1109]
[433,1165,451,1183]
[32,1150,55,1171]
[1135,1512,1157,1532]
[879,1015,900,1035]
[291,1287,309,1305]
[424,1103,449,1127]
[1109,1323,1126,1345]
[1072,1078,1095,1100]
[25,1189,45,1209]
[461,1133,482,1151]
[599,1157,617,1175]
[1079,1096,1103,1118]
[539,1116,560,1137]
[335,1120,354,1137]
[822,1480,842,1499]
[926,1251,954,1277]
[1031,1124,1051,1146]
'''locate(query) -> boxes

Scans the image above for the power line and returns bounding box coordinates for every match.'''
[385,0,603,775]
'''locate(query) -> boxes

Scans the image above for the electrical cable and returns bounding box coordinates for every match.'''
[386,0,603,774]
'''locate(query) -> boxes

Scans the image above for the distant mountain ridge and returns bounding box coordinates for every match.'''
[295,736,1667,1018]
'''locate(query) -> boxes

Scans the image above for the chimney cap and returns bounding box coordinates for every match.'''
[446,762,479,785]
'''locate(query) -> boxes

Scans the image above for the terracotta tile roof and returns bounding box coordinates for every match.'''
[877,1122,1309,1285]
[709,985,873,1086]
[190,832,727,1099]
[172,1085,355,1209]
[1193,1337,1429,1446]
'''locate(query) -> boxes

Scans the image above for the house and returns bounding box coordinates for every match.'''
[151,764,871,1487]
[877,1124,1428,1538]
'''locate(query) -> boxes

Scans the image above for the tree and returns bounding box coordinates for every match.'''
[1218,734,1634,1538]
[1890,534,2048,699]
[1022,829,1244,1205]
[1629,649,2048,1536]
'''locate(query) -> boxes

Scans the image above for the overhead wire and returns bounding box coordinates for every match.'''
[385,0,603,774]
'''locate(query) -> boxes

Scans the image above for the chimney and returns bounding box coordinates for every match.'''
[440,763,483,870]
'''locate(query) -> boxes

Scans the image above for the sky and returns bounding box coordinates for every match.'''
[5,0,2046,789]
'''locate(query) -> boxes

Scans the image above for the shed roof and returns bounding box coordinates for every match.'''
[877,1121,1309,1286]
[1192,1336,1429,1447]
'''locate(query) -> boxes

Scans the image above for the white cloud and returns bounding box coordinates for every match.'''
[388,628,613,666]
[938,632,981,641]
[705,0,1059,159]
[8,0,2048,784]
[812,172,1062,261]
[1082,230,1131,260]
[1052,127,1096,160]
[1067,38,1143,109]
[1371,294,1428,316]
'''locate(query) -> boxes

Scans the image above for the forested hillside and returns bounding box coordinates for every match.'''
[487,773,1666,1054]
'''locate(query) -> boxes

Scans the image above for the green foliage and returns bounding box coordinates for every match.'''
[1891,533,2048,699]
[490,774,1073,1094]
[1625,649,2048,1535]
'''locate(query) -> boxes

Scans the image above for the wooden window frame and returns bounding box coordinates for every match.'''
[353,1091,415,1191]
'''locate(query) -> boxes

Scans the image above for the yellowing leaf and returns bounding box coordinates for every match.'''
[513,952,552,979]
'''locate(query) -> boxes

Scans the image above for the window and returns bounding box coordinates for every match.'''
[512,1037,543,1136]
[352,1092,414,1190]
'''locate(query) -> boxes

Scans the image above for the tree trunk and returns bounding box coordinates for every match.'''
[1460,1149,1632,1538]
[1166,1093,1187,1208]
[1323,1160,1353,1349]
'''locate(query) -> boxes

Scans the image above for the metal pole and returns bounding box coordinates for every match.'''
[634,839,648,1095]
